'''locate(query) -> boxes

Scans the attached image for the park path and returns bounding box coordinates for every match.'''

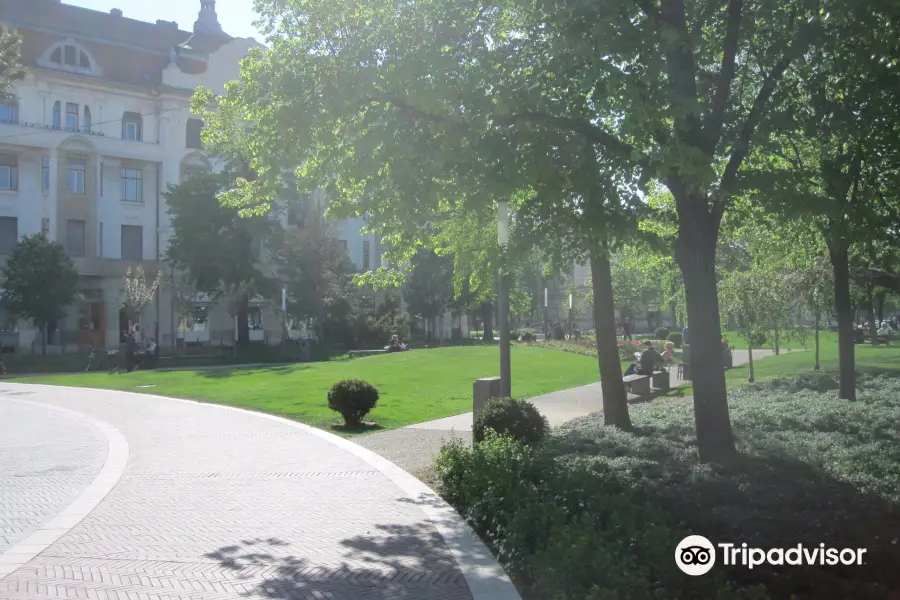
[358,348,795,473]
[0,384,519,600]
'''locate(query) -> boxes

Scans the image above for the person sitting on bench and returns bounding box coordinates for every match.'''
[624,341,662,376]
[384,335,408,353]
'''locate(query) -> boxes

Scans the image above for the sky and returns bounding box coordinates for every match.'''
[66,0,264,41]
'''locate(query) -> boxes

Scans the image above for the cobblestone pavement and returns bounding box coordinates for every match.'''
[0,396,107,555]
[0,385,517,600]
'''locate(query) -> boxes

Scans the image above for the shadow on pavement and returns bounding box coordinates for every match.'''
[204,527,475,599]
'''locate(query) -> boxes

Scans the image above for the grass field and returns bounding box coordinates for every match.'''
[723,327,839,349]
[672,339,900,397]
[11,346,601,433]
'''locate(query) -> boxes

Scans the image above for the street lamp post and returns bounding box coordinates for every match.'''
[497,200,512,398]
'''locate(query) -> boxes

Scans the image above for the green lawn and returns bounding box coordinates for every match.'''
[723,327,838,349]
[12,346,601,433]
[672,339,900,397]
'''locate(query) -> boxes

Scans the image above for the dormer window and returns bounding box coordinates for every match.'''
[42,40,101,76]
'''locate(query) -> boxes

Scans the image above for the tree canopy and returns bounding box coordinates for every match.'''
[0,235,78,355]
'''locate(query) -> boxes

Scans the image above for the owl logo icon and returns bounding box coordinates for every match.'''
[675,535,716,575]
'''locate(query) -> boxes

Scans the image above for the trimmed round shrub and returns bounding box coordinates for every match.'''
[666,331,683,347]
[654,327,671,340]
[521,332,537,342]
[327,378,379,426]
[474,397,548,444]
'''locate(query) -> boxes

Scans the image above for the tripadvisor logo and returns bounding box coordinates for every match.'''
[675,535,867,576]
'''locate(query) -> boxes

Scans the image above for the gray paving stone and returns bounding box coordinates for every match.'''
[0,386,482,600]
[0,398,107,555]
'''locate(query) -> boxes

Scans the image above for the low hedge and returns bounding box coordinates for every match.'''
[435,370,900,600]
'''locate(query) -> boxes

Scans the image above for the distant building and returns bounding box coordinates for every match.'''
[0,0,432,352]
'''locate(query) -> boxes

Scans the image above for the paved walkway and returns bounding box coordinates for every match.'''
[0,385,519,600]
[360,348,795,473]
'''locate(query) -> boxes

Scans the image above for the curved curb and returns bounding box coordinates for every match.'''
[2,383,522,600]
[0,397,130,580]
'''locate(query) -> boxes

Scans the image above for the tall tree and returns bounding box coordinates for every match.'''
[746,0,900,399]
[1,235,78,355]
[0,20,25,97]
[192,0,833,459]
[164,172,275,345]
[271,209,357,345]
[403,249,454,339]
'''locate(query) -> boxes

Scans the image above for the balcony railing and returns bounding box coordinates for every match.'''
[0,119,161,144]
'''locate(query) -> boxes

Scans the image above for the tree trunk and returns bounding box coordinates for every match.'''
[41,321,47,356]
[236,296,250,346]
[674,201,736,462]
[866,284,878,346]
[589,248,632,430]
[876,290,886,324]
[481,302,493,342]
[747,344,755,383]
[774,326,780,355]
[814,311,821,371]
[829,243,856,400]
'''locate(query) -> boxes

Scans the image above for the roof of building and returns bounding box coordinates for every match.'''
[0,0,233,88]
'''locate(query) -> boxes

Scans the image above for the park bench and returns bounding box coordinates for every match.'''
[348,349,388,359]
[622,373,651,395]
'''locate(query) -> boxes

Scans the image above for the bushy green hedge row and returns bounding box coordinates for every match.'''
[435,370,900,599]
[435,432,769,600]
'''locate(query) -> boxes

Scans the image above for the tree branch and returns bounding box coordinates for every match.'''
[703,0,743,153]
[716,50,795,209]
[500,111,636,160]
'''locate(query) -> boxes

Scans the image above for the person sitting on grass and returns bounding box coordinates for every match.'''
[877,320,892,341]
[625,341,662,376]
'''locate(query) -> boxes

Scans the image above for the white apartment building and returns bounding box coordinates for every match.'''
[0,0,461,352]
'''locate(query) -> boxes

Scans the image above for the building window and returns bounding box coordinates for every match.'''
[42,156,50,192]
[0,217,17,255]
[121,225,143,261]
[52,101,60,129]
[65,102,78,131]
[122,112,142,141]
[79,51,91,71]
[83,106,91,133]
[66,219,86,257]
[67,160,86,193]
[186,118,204,149]
[64,45,76,66]
[338,239,347,252]
[50,47,61,63]
[0,100,18,124]
[0,154,18,191]
[363,240,370,271]
[121,168,143,202]
[41,218,50,238]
